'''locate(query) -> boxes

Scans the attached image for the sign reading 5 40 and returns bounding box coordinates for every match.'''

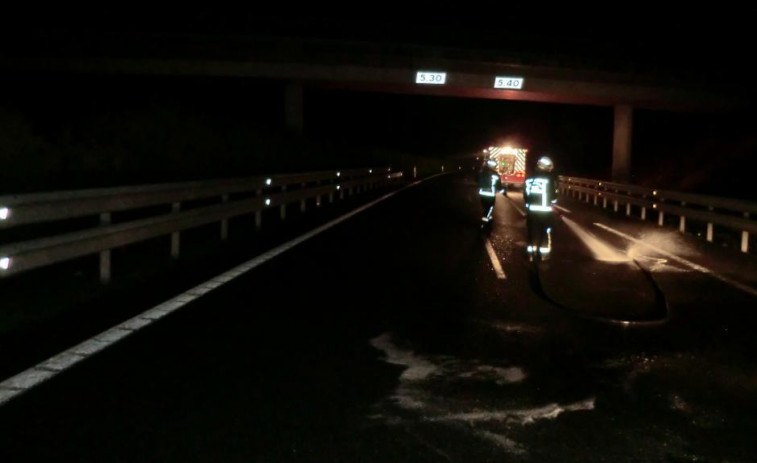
[494,77,524,89]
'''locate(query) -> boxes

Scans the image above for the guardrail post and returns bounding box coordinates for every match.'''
[413,166,417,179]
[626,203,631,216]
[742,231,749,253]
[280,186,287,220]
[585,193,590,203]
[221,195,229,240]
[171,202,181,258]
[339,185,345,200]
[603,197,607,208]
[593,194,598,206]
[742,213,750,253]
[441,165,445,173]
[678,202,686,233]
[255,189,262,231]
[641,206,646,221]
[613,200,618,212]
[99,212,111,283]
[706,206,713,242]
[658,210,664,227]
[578,191,582,201]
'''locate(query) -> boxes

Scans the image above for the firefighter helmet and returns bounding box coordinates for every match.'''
[536,156,554,172]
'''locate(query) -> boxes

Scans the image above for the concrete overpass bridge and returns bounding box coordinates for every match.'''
[1,34,749,182]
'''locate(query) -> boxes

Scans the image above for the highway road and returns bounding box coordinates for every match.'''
[2,173,757,462]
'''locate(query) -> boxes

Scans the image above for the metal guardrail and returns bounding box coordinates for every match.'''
[558,176,757,253]
[0,168,403,281]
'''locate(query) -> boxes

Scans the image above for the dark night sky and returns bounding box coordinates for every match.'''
[5,8,756,66]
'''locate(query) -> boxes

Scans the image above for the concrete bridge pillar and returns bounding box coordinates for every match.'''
[285,81,304,134]
[612,105,633,182]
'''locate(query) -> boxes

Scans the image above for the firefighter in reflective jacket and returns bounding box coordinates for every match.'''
[524,156,557,259]
[477,159,503,223]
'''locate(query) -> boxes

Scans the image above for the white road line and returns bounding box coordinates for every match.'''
[485,239,507,280]
[594,222,757,299]
[506,197,527,217]
[553,204,571,214]
[0,175,444,407]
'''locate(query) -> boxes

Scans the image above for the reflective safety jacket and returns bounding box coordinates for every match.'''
[524,174,557,213]
[477,168,502,198]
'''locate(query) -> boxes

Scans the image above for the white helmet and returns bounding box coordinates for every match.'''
[536,156,554,172]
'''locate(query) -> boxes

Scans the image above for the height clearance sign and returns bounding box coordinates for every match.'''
[415,71,447,84]
[494,77,524,89]
[414,71,525,89]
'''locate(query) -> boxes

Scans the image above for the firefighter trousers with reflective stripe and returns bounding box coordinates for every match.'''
[527,211,553,252]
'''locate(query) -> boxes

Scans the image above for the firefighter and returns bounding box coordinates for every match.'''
[524,156,557,260]
[477,159,503,224]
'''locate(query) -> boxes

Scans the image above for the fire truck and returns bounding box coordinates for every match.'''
[490,146,528,189]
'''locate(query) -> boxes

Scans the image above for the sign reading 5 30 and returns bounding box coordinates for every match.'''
[494,77,524,89]
[416,72,447,85]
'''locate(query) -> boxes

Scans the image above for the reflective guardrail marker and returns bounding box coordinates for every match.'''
[415,71,446,85]
[494,76,524,89]
[265,178,272,186]
[0,257,10,270]
[0,207,8,220]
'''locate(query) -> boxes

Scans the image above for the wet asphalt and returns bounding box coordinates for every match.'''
[2,173,757,462]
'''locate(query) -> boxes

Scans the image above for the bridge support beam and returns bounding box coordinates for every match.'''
[285,82,304,134]
[612,105,633,183]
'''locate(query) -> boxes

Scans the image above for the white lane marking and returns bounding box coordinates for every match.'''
[2,369,57,390]
[594,222,757,298]
[505,197,526,217]
[485,239,507,280]
[0,175,443,406]
[38,353,84,372]
[553,204,571,214]
[502,191,527,217]
[561,216,630,263]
